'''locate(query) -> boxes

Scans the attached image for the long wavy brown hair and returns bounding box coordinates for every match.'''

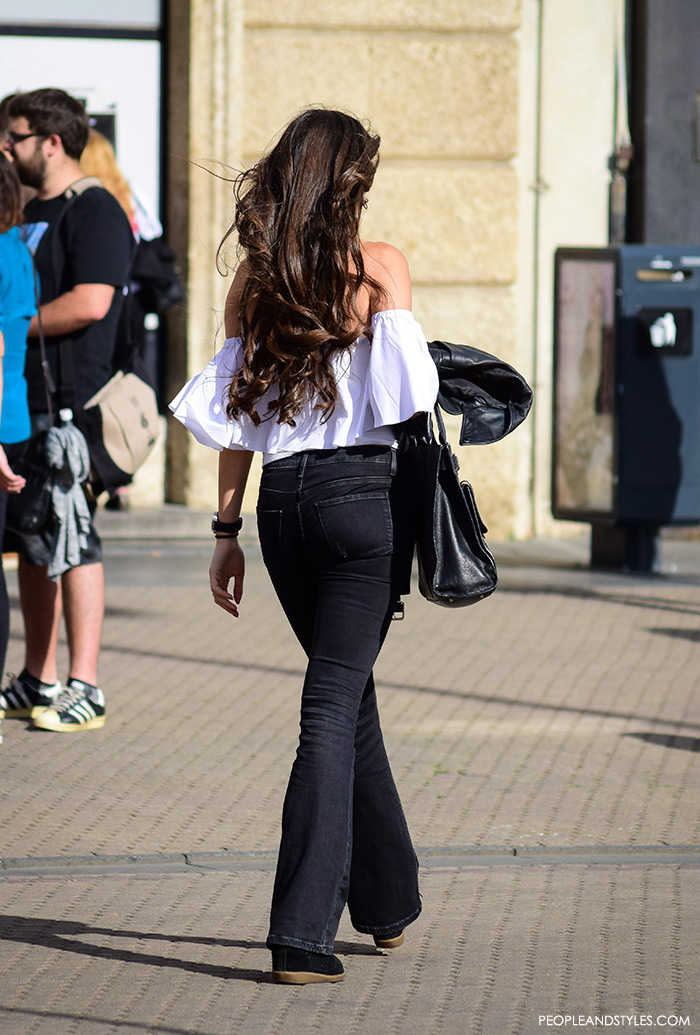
[220,108,383,426]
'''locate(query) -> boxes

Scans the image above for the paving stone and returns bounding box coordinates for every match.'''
[1,534,699,1033]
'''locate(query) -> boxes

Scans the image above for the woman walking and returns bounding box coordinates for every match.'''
[171,108,438,983]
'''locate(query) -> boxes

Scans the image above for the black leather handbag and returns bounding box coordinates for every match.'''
[411,406,498,607]
[4,430,54,536]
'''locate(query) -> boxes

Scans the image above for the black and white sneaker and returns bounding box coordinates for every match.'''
[0,671,62,718]
[33,679,106,732]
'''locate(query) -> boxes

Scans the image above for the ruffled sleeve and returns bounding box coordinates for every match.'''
[169,309,439,455]
[365,309,439,427]
[168,338,248,451]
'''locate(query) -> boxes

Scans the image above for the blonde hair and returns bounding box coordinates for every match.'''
[80,129,135,226]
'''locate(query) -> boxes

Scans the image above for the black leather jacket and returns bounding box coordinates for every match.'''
[428,340,532,445]
[396,341,533,449]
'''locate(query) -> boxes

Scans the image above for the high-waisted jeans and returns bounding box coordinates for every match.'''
[257,445,422,954]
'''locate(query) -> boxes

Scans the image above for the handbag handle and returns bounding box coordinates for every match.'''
[432,405,462,476]
[392,404,455,456]
[433,405,448,446]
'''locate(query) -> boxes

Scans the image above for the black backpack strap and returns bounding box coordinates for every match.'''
[57,329,78,414]
[39,178,120,412]
[41,178,105,302]
[31,259,55,423]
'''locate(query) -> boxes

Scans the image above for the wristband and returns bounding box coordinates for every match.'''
[211,513,243,535]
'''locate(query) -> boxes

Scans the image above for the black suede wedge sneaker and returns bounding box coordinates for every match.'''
[270,946,344,984]
[373,929,404,949]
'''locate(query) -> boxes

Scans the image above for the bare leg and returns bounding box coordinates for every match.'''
[62,562,104,685]
[18,557,62,684]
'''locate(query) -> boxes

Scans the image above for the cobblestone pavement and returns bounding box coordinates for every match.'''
[1,527,699,1035]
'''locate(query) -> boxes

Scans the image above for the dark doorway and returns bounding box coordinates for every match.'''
[628,0,700,245]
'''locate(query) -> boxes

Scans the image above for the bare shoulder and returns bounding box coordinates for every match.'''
[361,241,412,312]
[224,261,251,338]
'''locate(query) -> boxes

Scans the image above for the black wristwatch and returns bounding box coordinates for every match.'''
[211,513,243,536]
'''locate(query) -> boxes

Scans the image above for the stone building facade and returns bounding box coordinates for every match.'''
[165,0,617,537]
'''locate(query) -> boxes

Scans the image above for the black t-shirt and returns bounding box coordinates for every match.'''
[23,187,135,413]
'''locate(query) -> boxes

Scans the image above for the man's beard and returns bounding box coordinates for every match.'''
[14,144,46,191]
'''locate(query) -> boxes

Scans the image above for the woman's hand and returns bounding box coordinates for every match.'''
[0,445,26,493]
[209,538,245,617]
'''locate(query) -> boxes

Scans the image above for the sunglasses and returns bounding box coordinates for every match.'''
[5,131,42,147]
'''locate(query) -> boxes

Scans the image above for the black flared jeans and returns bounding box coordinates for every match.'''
[257,445,421,954]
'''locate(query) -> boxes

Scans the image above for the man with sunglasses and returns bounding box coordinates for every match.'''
[0,88,134,732]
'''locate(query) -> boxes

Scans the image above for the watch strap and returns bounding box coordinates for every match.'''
[212,513,243,535]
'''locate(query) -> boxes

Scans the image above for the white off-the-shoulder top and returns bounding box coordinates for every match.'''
[169,309,439,464]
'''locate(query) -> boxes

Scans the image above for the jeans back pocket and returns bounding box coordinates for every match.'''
[316,491,393,561]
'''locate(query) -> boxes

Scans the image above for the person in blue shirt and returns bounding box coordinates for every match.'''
[0,152,34,696]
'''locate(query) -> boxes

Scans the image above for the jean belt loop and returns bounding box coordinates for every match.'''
[390,448,397,476]
[296,451,308,495]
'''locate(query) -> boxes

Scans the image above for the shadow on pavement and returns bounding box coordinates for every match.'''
[622,733,700,753]
[0,915,268,983]
[647,626,700,642]
[0,1006,219,1035]
[13,636,690,734]
[498,582,700,616]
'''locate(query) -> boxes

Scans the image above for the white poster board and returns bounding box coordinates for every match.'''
[0,34,161,214]
[0,2,160,27]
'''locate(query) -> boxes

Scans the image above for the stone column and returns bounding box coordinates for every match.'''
[242,0,523,536]
[166,0,244,507]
